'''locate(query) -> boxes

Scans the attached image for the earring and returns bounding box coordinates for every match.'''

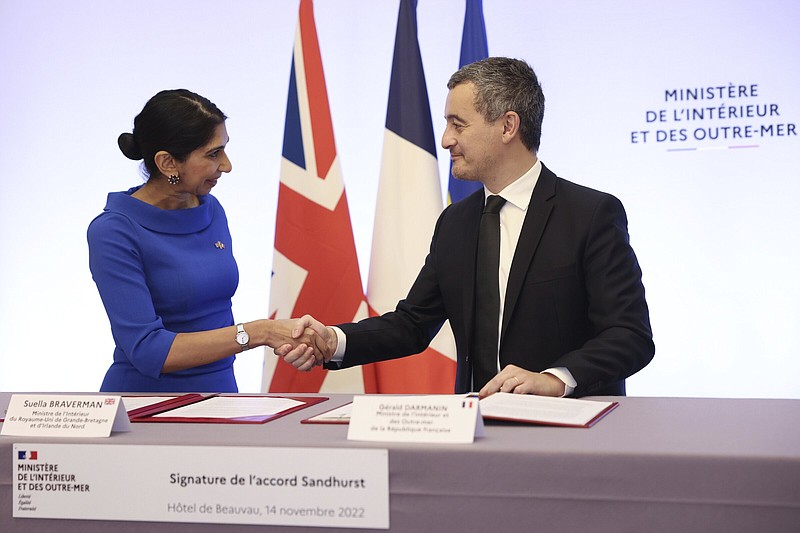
[167,174,180,185]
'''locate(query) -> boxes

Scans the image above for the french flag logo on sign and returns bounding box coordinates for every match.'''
[18,450,38,460]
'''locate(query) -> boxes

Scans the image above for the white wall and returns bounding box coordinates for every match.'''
[1,0,798,398]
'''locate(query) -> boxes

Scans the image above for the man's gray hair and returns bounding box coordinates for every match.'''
[447,57,545,151]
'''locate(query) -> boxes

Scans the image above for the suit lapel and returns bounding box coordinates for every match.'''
[459,191,485,336]
[501,165,557,339]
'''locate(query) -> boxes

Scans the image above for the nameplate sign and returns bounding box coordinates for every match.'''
[12,443,389,529]
[1,395,130,438]
[348,395,484,444]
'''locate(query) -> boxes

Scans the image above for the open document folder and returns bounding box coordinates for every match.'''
[123,394,327,424]
[478,392,618,427]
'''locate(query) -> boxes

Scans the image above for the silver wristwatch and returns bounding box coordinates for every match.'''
[235,323,250,351]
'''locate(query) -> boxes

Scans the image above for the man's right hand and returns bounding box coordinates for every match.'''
[274,315,337,370]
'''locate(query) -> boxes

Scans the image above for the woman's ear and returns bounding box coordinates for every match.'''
[153,150,178,177]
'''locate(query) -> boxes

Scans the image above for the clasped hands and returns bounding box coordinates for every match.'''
[271,315,336,371]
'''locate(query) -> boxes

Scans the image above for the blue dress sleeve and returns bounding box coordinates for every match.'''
[87,212,177,379]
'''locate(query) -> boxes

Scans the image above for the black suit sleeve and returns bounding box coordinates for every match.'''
[553,193,654,395]
[332,210,451,368]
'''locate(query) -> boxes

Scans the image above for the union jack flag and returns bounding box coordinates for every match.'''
[263,0,377,393]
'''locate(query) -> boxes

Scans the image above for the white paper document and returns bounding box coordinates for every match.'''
[303,402,354,424]
[152,396,304,419]
[121,396,175,412]
[478,392,617,427]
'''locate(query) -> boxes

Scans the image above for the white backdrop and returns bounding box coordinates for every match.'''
[1,0,798,397]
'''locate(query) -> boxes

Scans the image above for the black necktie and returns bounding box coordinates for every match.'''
[473,195,506,390]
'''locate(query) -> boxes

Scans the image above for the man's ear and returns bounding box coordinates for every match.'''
[500,111,521,144]
[153,150,178,177]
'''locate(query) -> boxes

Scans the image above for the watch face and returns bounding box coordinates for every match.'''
[236,331,249,344]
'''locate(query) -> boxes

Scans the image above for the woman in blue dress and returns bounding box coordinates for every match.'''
[88,89,318,392]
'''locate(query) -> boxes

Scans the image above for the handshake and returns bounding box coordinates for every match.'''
[271,315,337,371]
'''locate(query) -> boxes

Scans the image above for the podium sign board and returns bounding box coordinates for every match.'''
[12,443,389,529]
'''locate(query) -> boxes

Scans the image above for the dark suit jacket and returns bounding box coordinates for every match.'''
[336,164,654,396]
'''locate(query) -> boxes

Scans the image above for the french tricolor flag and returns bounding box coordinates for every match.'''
[366,0,456,393]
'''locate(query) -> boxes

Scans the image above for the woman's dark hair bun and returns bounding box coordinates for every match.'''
[121,89,226,177]
[117,132,143,160]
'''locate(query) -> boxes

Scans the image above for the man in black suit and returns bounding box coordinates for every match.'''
[281,57,654,397]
